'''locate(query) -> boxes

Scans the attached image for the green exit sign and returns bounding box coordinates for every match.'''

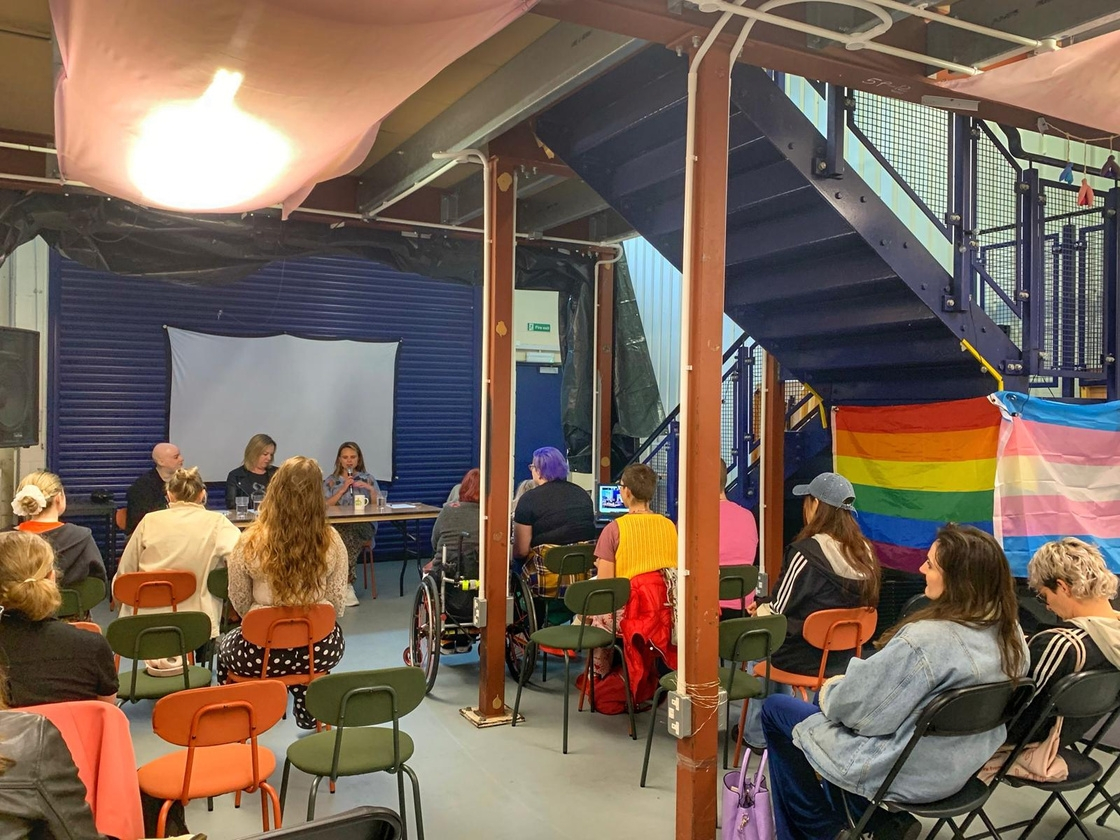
[527,322,551,333]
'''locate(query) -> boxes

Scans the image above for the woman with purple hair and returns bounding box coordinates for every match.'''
[512,446,597,567]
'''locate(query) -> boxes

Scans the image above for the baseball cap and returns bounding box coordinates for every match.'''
[792,472,856,511]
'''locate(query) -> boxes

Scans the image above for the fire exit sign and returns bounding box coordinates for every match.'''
[527,322,551,333]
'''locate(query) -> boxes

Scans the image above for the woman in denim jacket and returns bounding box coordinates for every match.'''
[761,524,1028,840]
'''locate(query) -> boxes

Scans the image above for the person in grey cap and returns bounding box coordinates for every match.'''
[741,471,881,747]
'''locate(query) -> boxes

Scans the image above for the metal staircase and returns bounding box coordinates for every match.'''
[536,46,1032,407]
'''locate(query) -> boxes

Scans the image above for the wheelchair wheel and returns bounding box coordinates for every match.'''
[408,576,441,693]
[505,573,538,680]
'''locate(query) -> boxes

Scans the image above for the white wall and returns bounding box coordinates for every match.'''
[0,237,51,525]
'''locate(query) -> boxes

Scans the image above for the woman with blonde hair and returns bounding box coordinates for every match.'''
[115,467,241,636]
[219,456,347,728]
[225,433,278,509]
[0,532,117,706]
[323,440,381,607]
[12,470,105,589]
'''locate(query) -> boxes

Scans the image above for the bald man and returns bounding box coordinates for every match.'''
[125,442,183,533]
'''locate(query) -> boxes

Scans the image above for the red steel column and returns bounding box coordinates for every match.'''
[477,157,516,720]
[676,47,730,840]
[596,260,615,484]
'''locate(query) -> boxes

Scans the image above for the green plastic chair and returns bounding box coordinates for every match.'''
[206,566,235,633]
[56,576,107,619]
[639,614,786,787]
[718,565,759,618]
[105,611,213,703]
[536,543,596,682]
[281,667,427,840]
[511,576,635,754]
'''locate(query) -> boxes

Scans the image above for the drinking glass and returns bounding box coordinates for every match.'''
[251,492,265,511]
[234,496,249,519]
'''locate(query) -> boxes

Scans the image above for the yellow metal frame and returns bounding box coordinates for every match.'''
[960,340,1005,390]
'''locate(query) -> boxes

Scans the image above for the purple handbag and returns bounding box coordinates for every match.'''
[722,749,774,840]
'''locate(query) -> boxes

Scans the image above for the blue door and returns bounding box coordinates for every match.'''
[514,362,564,485]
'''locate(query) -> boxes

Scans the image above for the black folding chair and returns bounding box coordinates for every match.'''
[837,679,1034,840]
[1067,713,1120,834]
[242,805,401,840]
[992,669,1120,840]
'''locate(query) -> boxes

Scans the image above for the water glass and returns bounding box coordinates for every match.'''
[377,491,388,512]
[251,492,265,511]
[234,496,249,519]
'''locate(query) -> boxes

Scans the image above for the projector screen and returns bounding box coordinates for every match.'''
[167,328,399,484]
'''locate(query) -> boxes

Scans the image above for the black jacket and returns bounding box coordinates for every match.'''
[768,535,870,676]
[0,712,104,840]
[225,465,278,509]
[125,468,166,533]
[37,524,105,588]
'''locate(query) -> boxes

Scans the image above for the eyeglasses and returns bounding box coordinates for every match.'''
[617,482,626,489]
[1034,590,1048,606]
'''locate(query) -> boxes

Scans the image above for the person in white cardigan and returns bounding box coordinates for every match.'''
[114,466,240,637]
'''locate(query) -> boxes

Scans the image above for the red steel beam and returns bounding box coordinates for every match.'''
[762,355,785,586]
[477,154,517,720]
[675,45,729,840]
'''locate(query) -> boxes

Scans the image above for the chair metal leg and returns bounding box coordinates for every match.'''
[397,767,409,840]
[577,657,592,712]
[307,776,324,822]
[975,808,1004,840]
[563,651,572,754]
[279,758,291,817]
[512,641,535,727]
[588,653,597,714]
[542,651,548,683]
[207,796,214,812]
[616,643,637,739]
[640,686,666,787]
[1017,791,1060,840]
[156,799,173,838]
[402,762,425,840]
[260,787,270,831]
[1052,792,1101,840]
[732,696,750,769]
[263,782,282,830]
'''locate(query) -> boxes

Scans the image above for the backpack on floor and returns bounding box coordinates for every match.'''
[574,667,630,716]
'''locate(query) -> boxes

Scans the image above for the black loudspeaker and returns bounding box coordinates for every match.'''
[0,327,39,448]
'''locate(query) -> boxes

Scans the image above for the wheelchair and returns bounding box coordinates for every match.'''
[403,539,538,694]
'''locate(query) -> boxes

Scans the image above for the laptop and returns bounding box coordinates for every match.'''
[597,483,626,518]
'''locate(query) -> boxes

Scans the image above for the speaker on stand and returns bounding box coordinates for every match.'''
[0,327,40,448]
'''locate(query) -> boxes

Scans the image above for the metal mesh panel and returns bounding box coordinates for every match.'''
[645,437,670,515]
[852,91,950,222]
[1042,182,1105,373]
[721,373,735,468]
[975,129,1022,347]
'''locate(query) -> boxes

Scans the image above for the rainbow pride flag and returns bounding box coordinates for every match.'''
[833,397,1002,572]
[991,391,1120,576]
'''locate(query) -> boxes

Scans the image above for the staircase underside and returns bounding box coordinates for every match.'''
[537,47,1026,405]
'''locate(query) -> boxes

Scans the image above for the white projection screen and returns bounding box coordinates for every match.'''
[167,328,399,483]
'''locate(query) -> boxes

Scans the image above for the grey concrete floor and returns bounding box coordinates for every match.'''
[106,561,1120,840]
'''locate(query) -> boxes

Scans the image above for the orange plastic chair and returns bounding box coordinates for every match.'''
[70,620,103,634]
[114,508,127,531]
[751,606,877,699]
[227,604,337,688]
[138,681,287,836]
[113,570,197,613]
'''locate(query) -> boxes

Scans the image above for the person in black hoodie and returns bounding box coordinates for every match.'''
[11,471,105,589]
[742,472,880,747]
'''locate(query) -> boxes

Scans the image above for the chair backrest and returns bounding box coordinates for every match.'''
[719,565,759,613]
[898,593,931,620]
[152,680,287,748]
[859,679,1033,825]
[802,607,878,654]
[305,667,427,728]
[541,544,596,578]
[114,508,127,531]
[113,570,197,610]
[1019,669,1120,748]
[719,615,787,664]
[239,604,336,649]
[106,611,212,661]
[207,567,229,601]
[57,577,107,619]
[563,577,630,620]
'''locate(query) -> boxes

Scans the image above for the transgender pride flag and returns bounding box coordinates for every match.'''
[991,391,1120,576]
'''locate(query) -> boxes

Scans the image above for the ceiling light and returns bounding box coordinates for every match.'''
[128,69,291,211]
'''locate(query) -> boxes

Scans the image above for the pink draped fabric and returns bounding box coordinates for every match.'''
[942,31,1120,136]
[49,0,535,216]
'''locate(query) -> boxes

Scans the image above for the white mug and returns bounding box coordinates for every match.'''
[354,494,369,509]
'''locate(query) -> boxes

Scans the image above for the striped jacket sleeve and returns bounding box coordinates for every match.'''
[769,546,811,636]
[1011,626,1089,743]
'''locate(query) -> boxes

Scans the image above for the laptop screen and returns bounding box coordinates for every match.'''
[597,484,626,517]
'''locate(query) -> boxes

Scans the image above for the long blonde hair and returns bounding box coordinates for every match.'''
[0,532,61,621]
[239,456,333,606]
[12,471,64,519]
[243,434,277,471]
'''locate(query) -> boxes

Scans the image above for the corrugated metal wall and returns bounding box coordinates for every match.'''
[49,253,481,556]
[622,238,743,410]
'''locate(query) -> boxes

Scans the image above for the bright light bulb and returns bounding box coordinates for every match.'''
[129,69,291,211]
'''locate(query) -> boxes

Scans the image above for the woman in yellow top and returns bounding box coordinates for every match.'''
[594,464,676,579]
[589,464,677,708]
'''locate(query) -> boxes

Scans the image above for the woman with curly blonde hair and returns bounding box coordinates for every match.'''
[219,456,347,728]
[12,470,105,589]
[0,532,117,706]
